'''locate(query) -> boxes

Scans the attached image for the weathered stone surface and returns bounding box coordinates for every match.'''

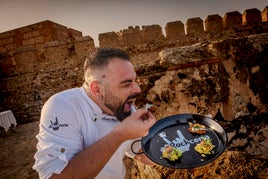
[98,31,121,47]
[159,43,215,67]
[210,33,268,119]
[74,36,95,59]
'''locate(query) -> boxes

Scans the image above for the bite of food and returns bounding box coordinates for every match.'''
[161,145,182,161]
[194,137,215,157]
[188,122,207,134]
[130,103,154,114]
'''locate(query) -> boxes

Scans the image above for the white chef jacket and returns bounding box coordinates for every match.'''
[33,87,139,179]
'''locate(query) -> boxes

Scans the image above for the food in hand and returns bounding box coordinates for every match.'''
[143,103,153,110]
[162,145,182,161]
[130,103,153,114]
[188,122,207,134]
[194,137,215,157]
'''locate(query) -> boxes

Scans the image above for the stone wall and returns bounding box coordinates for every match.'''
[0,20,84,56]
[0,6,267,125]
[0,39,94,122]
[133,33,268,120]
[99,7,268,48]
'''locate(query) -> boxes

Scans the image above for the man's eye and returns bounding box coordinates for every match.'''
[124,83,131,87]
[122,83,132,88]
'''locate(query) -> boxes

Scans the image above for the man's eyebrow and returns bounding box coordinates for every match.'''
[120,79,133,85]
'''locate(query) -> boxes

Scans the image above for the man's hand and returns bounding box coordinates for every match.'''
[114,109,156,141]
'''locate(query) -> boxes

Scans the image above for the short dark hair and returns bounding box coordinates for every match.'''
[84,47,130,83]
[84,47,130,70]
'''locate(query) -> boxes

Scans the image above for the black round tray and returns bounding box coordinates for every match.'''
[141,113,228,169]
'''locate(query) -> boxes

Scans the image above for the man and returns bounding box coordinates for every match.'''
[33,47,156,178]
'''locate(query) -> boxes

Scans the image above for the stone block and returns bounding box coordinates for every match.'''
[186,17,204,35]
[223,11,242,29]
[205,14,223,32]
[99,31,121,47]
[74,36,95,59]
[141,24,164,43]
[159,43,214,67]
[165,21,185,40]
[262,6,268,22]
[242,8,262,26]
[120,26,142,45]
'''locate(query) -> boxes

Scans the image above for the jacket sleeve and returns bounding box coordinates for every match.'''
[32,95,83,179]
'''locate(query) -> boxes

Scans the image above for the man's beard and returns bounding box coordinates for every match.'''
[117,109,131,122]
[103,90,138,122]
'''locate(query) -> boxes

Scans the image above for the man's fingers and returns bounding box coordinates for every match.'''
[133,109,149,120]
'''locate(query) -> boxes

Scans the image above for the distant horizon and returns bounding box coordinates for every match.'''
[0,0,267,46]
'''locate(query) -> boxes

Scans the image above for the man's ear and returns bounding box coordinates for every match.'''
[89,81,102,97]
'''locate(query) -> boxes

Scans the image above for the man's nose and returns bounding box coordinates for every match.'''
[132,82,141,94]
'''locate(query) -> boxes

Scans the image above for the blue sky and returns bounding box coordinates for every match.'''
[0,0,267,46]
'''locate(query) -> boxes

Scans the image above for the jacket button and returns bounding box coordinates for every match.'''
[60,148,65,153]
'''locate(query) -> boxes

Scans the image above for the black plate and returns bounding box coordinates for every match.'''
[141,114,228,169]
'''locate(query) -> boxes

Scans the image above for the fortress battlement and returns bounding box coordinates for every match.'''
[0,6,268,123]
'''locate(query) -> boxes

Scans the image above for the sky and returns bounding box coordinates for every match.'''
[0,0,267,46]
